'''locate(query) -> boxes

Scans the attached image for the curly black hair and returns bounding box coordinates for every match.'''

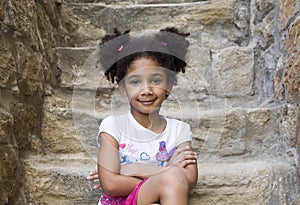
[98,27,190,84]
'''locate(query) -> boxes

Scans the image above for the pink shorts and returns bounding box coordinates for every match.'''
[98,179,147,205]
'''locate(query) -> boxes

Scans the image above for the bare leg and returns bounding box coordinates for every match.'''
[136,166,189,205]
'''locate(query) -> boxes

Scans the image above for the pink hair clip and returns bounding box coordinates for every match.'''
[161,41,168,46]
[118,45,124,52]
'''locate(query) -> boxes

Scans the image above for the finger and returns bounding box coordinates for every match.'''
[176,151,197,159]
[174,152,197,164]
[89,170,98,176]
[184,151,198,159]
[174,159,196,168]
[93,183,101,190]
[87,173,99,180]
[182,155,197,161]
[168,151,195,162]
[180,159,197,167]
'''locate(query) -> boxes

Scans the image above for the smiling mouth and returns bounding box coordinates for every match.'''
[138,99,156,105]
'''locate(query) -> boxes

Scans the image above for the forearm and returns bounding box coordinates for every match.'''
[120,163,168,178]
[120,162,197,189]
[99,165,142,196]
[181,163,198,189]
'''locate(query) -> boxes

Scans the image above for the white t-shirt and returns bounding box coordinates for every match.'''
[98,112,192,166]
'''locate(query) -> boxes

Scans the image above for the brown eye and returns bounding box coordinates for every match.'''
[129,80,140,85]
[151,79,162,84]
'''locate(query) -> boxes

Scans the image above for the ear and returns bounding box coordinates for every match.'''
[119,82,128,96]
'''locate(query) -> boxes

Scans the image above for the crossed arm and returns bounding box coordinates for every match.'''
[93,132,198,196]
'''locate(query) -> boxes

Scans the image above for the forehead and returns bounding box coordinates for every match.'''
[126,58,166,77]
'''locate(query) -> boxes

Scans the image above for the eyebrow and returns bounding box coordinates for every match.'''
[127,74,140,80]
[127,72,164,80]
[151,73,164,77]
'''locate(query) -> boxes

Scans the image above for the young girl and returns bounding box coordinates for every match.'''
[94,27,198,205]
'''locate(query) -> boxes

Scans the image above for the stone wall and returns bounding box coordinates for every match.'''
[0,0,95,204]
[0,0,299,204]
[276,0,300,147]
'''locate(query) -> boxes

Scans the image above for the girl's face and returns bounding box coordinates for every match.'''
[120,57,172,116]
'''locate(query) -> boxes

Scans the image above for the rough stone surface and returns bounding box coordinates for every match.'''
[24,154,100,205]
[279,0,298,30]
[0,109,19,205]
[190,161,297,205]
[68,0,240,33]
[0,0,300,204]
[0,0,91,203]
[211,46,254,96]
[66,0,208,3]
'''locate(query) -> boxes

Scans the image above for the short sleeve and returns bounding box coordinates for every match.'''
[175,121,192,146]
[97,116,121,147]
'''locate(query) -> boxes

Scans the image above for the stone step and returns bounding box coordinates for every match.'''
[23,154,100,205]
[24,155,297,205]
[65,0,208,4]
[67,0,247,40]
[68,0,236,31]
[55,43,256,101]
[191,160,297,205]
[42,90,288,161]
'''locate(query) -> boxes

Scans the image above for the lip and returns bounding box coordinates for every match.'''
[138,99,156,105]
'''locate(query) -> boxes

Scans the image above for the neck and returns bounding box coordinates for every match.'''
[130,110,166,133]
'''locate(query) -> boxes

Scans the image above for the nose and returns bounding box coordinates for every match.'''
[140,83,153,95]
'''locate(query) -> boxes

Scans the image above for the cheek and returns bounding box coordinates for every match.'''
[154,83,168,90]
[124,86,140,99]
[153,86,168,96]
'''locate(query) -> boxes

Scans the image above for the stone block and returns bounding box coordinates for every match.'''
[284,16,300,53]
[42,94,87,154]
[68,0,238,32]
[282,51,300,103]
[249,0,278,48]
[56,47,96,88]
[0,1,3,21]
[277,105,300,149]
[24,154,100,205]
[55,47,115,91]
[0,109,19,205]
[16,42,44,97]
[189,107,279,161]
[251,0,276,23]
[10,102,40,149]
[167,46,211,102]
[211,46,254,96]
[24,156,297,205]
[190,160,298,205]
[3,0,37,38]
[0,36,16,89]
[279,0,297,29]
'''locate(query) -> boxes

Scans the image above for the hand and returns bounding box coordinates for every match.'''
[167,146,197,168]
[87,170,101,190]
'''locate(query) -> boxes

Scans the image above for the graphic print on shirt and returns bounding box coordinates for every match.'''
[119,143,152,164]
[119,143,138,154]
[120,155,132,164]
[119,143,138,164]
[140,152,151,161]
[155,141,176,166]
